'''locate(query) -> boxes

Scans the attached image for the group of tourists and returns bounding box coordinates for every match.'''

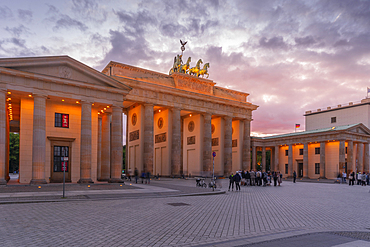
[345,171,370,186]
[228,170,283,191]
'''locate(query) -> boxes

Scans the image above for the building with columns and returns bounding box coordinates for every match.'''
[251,98,370,179]
[102,62,258,177]
[0,56,258,184]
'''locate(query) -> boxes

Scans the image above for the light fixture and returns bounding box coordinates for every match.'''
[107,106,110,108]
[62,99,65,102]
[76,101,79,104]
[98,112,100,115]
[189,114,192,117]
[104,108,106,110]
[7,92,11,95]
[158,109,161,113]
[92,103,94,106]
[101,110,104,113]
[28,94,32,97]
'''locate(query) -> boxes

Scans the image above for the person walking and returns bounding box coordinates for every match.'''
[228,173,235,191]
[134,167,139,184]
[293,170,297,183]
[234,172,241,191]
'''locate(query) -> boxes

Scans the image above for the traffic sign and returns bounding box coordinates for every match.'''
[212,152,216,157]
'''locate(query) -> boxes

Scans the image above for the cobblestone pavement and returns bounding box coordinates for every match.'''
[1,178,370,246]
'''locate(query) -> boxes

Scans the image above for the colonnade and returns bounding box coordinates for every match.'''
[252,140,370,179]
[127,104,252,177]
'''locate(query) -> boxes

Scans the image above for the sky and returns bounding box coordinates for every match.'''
[1,0,370,137]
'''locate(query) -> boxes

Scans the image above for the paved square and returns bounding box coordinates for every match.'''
[1,179,370,246]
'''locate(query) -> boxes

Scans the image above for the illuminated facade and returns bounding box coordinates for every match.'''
[0,56,258,184]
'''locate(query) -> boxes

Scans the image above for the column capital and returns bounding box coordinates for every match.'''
[143,103,154,107]
[80,100,94,105]
[32,93,48,99]
[223,115,233,121]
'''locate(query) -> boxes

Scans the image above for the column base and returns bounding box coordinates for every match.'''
[318,176,327,179]
[98,178,109,182]
[77,178,94,184]
[0,178,7,185]
[108,178,125,183]
[30,179,47,185]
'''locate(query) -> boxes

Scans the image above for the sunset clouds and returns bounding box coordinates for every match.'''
[1,0,370,136]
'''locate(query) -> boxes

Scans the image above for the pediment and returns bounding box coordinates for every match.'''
[346,124,370,135]
[0,56,131,91]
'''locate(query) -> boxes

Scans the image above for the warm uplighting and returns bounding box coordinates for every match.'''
[101,110,104,113]
[28,94,32,97]
[88,185,90,188]
[189,114,192,117]
[7,92,11,94]
[332,127,336,130]
[98,112,100,115]
[104,108,106,110]
[107,106,110,108]
[120,184,122,187]
[62,99,65,102]
[38,186,41,189]
[158,109,161,113]
[76,101,79,104]
[92,103,94,106]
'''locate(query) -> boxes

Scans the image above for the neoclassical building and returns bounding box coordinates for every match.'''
[251,98,370,179]
[0,56,258,184]
[102,61,258,177]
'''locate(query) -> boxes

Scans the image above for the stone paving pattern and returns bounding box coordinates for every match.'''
[0,178,370,246]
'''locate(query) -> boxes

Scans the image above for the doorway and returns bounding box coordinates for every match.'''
[298,162,303,177]
[48,137,74,183]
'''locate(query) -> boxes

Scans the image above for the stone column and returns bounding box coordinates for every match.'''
[252,145,256,170]
[224,116,232,176]
[303,143,308,178]
[78,101,93,183]
[347,141,353,173]
[364,143,369,173]
[5,106,9,182]
[320,142,326,178]
[242,119,251,171]
[203,112,212,174]
[357,143,364,172]
[0,89,7,184]
[109,106,124,183]
[339,140,345,175]
[288,144,293,177]
[30,94,47,184]
[100,113,110,181]
[143,104,154,174]
[262,146,266,172]
[97,116,102,180]
[274,146,279,172]
[171,108,181,176]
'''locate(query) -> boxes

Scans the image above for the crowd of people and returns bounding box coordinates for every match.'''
[343,171,370,186]
[228,170,283,191]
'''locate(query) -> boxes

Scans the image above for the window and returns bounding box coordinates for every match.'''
[345,147,347,154]
[331,117,336,123]
[315,147,320,155]
[53,146,69,172]
[285,150,288,156]
[299,149,303,155]
[55,113,69,128]
[285,164,288,174]
[315,163,320,174]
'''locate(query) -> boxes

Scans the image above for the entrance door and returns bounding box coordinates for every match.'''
[51,146,71,183]
[298,162,303,177]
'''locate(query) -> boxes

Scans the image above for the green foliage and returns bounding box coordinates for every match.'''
[256,150,271,171]
[9,132,19,172]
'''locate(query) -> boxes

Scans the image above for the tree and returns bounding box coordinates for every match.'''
[9,132,19,173]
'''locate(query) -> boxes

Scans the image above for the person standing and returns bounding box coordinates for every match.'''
[278,172,282,186]
[361,172,366,186]
[250,170,255,186]
[293,170,297,183]
[245,171,250,186]
[228,173,235,191]
[134,167,139,184]
[273,171,278,186]
[349,171,355,186]
[234,172,241,191]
